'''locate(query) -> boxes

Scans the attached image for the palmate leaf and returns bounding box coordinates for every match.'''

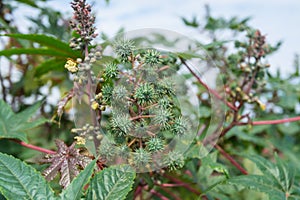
[228,174,285,200]
[59,159,97,200]
[0,152,56,200]
[87,165,136,200]
[0,100,47,142]
[228,154,299,199]
[42,140,92,188]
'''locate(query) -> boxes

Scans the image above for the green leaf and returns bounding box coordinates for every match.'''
[175,52,204,60]
[243,155,283,189]
[274,154,295,192]
[87,165,136,200]
[278,93,298,109]
[277,123,299,136]
[201,40,231,49]
[225,127,267,147]
[60,159,96,200]
[181,16,199,28]
[228,175,285,200]
[14,0,39,8]
[0,100,47,142]
[0,152,55,200]
[35,58,66,77]
[0,193,6,200]
[0,48,71,58]
[228,155,297,199]
[1,34,81,58]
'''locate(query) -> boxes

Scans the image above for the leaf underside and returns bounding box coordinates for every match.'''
[42,139,92,188]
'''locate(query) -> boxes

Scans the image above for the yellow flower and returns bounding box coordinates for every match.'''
[91,101,99,110]
[74,136,86,145]
[259,103,266,111]
[64,58,78,73]
[257,100,266,111]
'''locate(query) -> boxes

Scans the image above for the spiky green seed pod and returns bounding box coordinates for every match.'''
[114,39,135,63]
[101,84,113,104]
[105,63,119,79]
[143,49,161,66]
[133,120,149,138]
[154,108,173,130]
[172,117,188,136]
[164,150,185,171]
[117,145,131,160]
[146,137,164,152]
[132,148,151,168]
[98,138,117,162]
[134,82,156,105]
[113,85,128,101]
[110,113,132,136]
[158,97,172,109]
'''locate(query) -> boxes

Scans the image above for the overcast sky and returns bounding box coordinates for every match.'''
[16,0,300,74]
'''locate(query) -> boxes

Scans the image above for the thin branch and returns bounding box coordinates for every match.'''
[158,186,181,200]
[250,116,300,125]
[12,140,56,155]
[197,124,207,136]
[130,115,156,121]
[157,65,170,72]
[149,189,170,200]
[134,185,143,199]
[127,138,137,147]
[163,174,201,195]
[156,183,186,187]
[215,144,248,175]
[180,58,238,111]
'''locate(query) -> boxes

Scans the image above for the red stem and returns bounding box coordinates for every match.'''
[157,183,186,187]
[215,144,248,175]
[149,189,170,200]
[134,185,143,199]
[163,174,201,195]
[251,116,300,125]
[13,140,56,154]
[180,58,238,111]
[158,186,181,200]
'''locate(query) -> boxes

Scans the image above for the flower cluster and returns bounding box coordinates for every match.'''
[72,46,102,85]
[71,123,102,145]
[69,0,98,50]
[221,29,272,113]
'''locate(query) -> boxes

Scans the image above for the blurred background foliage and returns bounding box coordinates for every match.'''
[0,0,299,199]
